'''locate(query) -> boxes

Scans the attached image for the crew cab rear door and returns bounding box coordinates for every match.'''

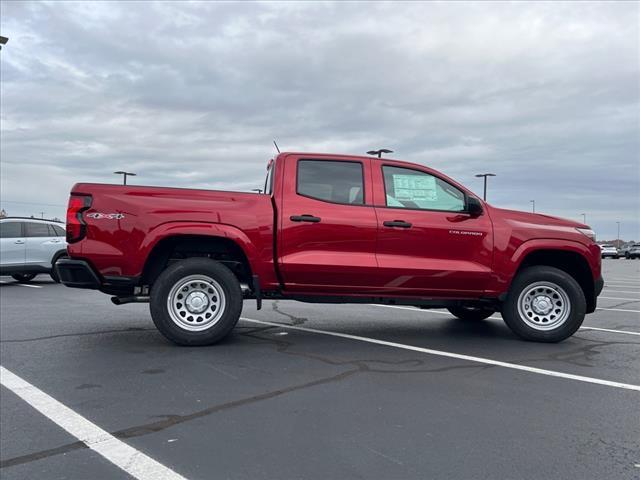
[372,162,493,297]
[278,155,379,293]
[25,222,62,267]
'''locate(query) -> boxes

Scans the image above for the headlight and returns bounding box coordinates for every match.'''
[576,228,596,241]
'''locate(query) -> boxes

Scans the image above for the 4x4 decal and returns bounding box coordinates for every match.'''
[86,213,125,220]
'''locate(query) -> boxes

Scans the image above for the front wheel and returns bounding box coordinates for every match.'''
[447,306,495,321]
[150,258,243,346]
[12,273,37,283]
[502,266,586,342]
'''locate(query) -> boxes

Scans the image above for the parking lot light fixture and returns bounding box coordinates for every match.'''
[366,149,393,159]
[114,171,136,185]
[0,36,8,50]
[475,173,496,201]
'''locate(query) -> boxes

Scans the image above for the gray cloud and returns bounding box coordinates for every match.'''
[1,0,638,239]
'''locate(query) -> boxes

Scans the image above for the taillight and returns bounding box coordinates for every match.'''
[66,194,92,243]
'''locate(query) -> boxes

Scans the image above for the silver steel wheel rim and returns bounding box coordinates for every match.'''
[517,281,570,331]
[167,274,226,332]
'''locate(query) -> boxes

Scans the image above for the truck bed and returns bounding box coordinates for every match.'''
[68,183,276,284]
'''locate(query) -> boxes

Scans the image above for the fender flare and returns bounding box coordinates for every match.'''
[510,239,593,272]
[51,248,69,267]
[139,221,262,277]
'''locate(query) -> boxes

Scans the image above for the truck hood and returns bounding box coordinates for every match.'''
[488,206,588,229]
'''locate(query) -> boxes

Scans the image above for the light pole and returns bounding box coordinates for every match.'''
[114,171,136,185]
[616,221,620,247]
[366,149,393,158]
[530,200,535,213]
[581,213,586,224]
[475,173,496,201]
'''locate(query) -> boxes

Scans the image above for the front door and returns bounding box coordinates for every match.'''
[0,221,26,268]
[278,156,379,293]
[373,163,493,297]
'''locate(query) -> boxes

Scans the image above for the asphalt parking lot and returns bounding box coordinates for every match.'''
[1,260,639,480]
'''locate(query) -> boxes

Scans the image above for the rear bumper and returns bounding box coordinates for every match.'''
[55,259,101,289]
[55,258,138,295]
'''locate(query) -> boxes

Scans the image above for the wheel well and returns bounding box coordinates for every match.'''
[142,235,252,287]
[516,250,595,312]
[51,249,68,266]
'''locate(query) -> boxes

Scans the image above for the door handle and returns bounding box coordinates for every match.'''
[290,214,321,223]
[383,220,412,228]
[14,240,25,244]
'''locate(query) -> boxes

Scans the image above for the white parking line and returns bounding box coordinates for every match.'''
[17,284,42,289]
[373,305,640,337]
[602,289,640,294]
[596,307,640,314]
[600,296,640,301]
[0,366,186,480]
[580,327,640,336]
[603,280,640,285]
[240,318,640,392]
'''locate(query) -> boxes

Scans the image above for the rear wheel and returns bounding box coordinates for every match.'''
[447,306,495,321]
[502,266,585,342]
[150,258,243,346]
[12,273,37,283]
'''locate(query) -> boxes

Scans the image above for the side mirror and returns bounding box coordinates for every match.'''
[467,196,483,216]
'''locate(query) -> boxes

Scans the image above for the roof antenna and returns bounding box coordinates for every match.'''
[366,148,393,158]
[273,140,281,154]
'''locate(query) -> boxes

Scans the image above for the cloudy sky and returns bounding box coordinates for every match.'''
[1,1,638,240]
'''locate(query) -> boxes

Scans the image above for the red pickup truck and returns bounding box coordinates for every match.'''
[56,152,603,345]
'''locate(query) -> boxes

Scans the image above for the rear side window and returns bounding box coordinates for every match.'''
[382,166,465,212]
[0,222,22,238]
[297,160,364,205]
[25,222,51,237]
[51,225,66,237]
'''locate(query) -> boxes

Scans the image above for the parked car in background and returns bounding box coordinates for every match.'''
[599,244,619,259]
[625,244,640,259]
[0,217,68,282]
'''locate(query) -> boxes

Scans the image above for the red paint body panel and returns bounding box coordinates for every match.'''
[370,159,494,297]
[67,184,279,288]
[66,152,601,302]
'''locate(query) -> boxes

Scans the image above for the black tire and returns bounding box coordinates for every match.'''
[447,306,495,321]
[502,266,586,343]
[149,258,243,346]
[50,253,68,283]
[626,253,631,259]
[12,273,37,283]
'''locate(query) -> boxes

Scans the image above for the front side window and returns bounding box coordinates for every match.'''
[0,222,22,238]
[383,166,465,212]
[25,222,51,237]
[297,160,364,205]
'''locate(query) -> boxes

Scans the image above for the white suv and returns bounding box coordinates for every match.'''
[0,218,68,282]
